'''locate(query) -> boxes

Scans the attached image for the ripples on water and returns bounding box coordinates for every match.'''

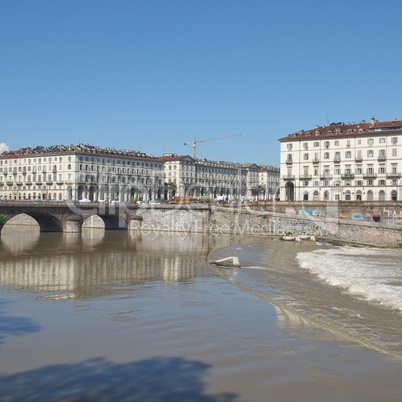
[210,240,402,358]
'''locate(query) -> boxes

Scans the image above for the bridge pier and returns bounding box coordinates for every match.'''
[128,215,143,231]
[63,215,84,233]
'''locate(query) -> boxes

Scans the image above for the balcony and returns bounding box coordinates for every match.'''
[285,159,293,165]
[312,158,320,164]
[378,154,386,161]
[386,172,401,179]
[363,172,377,179]
[283,175,295,181]
[355,156,363,162]
[300,175,312,180]
[6,180,13,186]
[319,174,333,180]
[341,173,355,180]
[333,158,341,164]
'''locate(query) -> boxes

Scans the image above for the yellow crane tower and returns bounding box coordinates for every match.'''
[183,134,241,159]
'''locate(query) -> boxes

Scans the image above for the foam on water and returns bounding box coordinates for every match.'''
[296,246,402,312]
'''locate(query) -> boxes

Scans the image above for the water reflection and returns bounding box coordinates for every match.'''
[81,228,105,248]
[0,230,217,298]
[0,227,40,255]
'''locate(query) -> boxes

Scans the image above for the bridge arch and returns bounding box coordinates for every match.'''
[6,212,63,232]
[82,214,105,229]
[98,214,128,230]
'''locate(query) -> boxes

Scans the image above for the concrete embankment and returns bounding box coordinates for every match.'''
[132,203,402,248]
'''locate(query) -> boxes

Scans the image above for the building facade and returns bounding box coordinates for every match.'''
[0,144,165,202]
[0,144,279,203]
[279,118,402,202]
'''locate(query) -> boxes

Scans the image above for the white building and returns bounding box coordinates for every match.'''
[159,154,254,200]
[279,118,402,202]
[0,144,279,203]
[0,144,164,202]
[259,165,280,200]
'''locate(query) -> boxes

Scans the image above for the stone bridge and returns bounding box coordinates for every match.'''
[2,201,402,247]
[0,201,144,233]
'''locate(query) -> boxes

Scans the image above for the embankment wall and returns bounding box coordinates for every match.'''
[132,204,402,247]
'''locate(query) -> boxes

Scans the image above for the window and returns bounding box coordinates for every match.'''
[334,140,339,146]
[367,150,374,157]
[392,137,398,144]
[345,151,352,158]
[324,152,329,159]
[314,142,319,147]
[303,142,308,149]
[287,143,293,150]
[368,138,374,145]
[392,148,397,157]
[380,138,386,143]
[303,153,309,160]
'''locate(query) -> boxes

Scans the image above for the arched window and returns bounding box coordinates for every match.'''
[324,191,329,201]
[367,190,374,201]
[391,190,397,201]
[356,191,362,201]
[313,191,319,201]
[345,190,351,200]
[379,190,385,201]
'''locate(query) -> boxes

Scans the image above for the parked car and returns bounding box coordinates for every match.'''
[78,198,91,203]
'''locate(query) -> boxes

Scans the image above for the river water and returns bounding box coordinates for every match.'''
[0,227,402,401]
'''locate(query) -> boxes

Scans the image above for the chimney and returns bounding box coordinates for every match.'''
[371,116,376,126]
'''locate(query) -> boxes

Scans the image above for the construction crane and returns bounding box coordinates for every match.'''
[183,134,241,159]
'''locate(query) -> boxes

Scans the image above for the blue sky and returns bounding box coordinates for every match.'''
[1,0,402,165]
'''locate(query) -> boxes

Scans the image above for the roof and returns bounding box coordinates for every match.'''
[0,143,157,161]
[279,118,402,142]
